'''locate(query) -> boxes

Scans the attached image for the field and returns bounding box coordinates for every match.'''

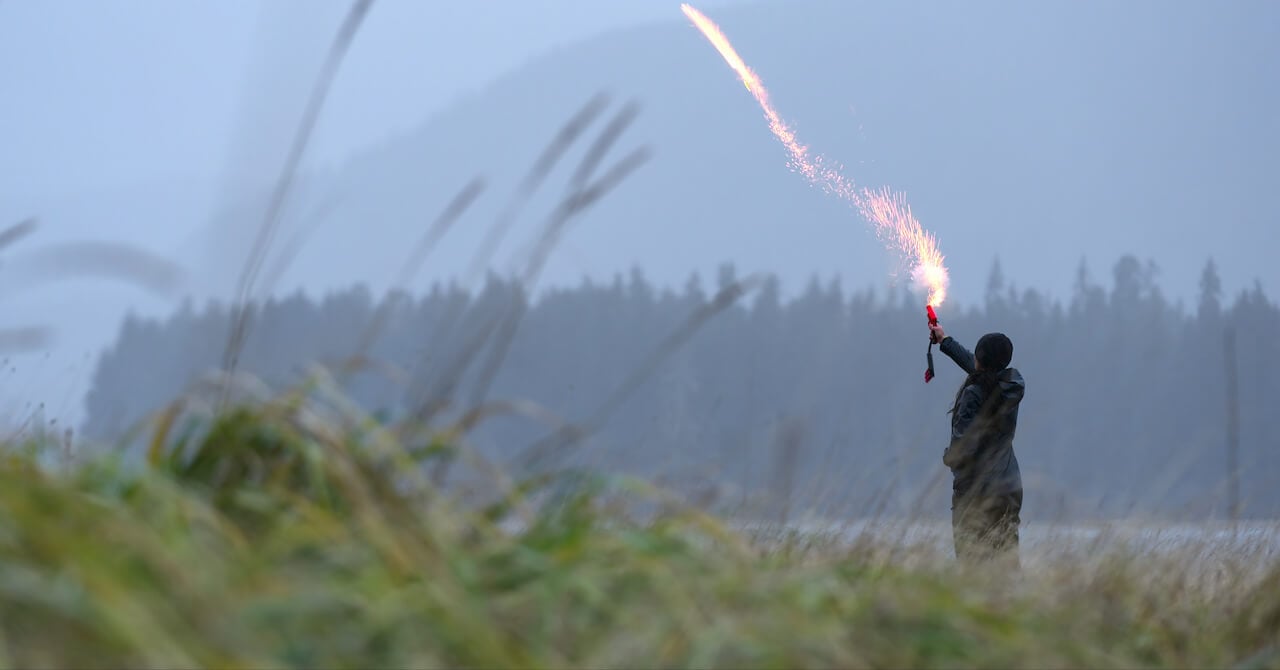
[1,381,1277,670]
[5,1,1279,667]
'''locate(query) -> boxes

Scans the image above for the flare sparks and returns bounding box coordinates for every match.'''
[680,3,950,307]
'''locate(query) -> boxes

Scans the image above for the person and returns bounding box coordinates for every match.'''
[928,323,1025,568]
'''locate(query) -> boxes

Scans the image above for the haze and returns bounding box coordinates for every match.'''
[0,0,1276,433]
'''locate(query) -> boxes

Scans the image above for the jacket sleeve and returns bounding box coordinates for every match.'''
[939,337,976,375]
[943,385,983,469]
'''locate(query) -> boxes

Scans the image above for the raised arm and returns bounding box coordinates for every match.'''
[939,337,977,375]
[930,323,977,375]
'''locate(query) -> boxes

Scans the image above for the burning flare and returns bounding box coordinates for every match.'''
[680,3,949,307]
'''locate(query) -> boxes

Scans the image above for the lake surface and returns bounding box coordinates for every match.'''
[740,518,1280,563]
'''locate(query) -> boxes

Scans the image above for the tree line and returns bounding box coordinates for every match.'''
[85,256,1280,521]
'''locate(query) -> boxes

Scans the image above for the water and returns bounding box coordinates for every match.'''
[741,518,1280,563]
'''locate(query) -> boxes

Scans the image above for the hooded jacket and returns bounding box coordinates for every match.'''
[938,337,1024,498]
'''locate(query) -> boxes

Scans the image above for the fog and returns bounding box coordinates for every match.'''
[1,1,1277,521]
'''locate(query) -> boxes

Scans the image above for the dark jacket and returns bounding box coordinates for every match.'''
[939,337,1024,498]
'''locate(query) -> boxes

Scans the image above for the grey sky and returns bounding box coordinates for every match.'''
[0,0,738,196]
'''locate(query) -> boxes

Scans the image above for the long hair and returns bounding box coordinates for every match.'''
[949,369,1004,421]
[950,332,1014,420]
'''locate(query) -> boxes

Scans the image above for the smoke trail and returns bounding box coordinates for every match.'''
[681,4,949,306]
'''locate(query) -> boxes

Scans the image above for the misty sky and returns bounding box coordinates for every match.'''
[0,1,739,196]
[0,0,1277,430]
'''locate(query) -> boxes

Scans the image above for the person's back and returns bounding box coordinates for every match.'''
[943,358,1024,499]
[929,326,1025,566]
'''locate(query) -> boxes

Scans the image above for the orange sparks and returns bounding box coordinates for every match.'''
[680,3,950,307]
[857,187,949,306]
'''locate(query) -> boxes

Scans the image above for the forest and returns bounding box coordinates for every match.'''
[85,255,1280,522]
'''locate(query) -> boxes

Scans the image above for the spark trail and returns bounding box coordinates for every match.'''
[680,3,949,306]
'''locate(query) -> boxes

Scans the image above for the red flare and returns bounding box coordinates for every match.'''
[925,304,938,383]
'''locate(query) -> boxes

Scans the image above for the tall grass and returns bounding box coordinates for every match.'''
[0,376,1276,669]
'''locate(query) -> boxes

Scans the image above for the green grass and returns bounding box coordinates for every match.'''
[1,385,1278,669]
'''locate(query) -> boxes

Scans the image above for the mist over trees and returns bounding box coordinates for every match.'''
[85,255,1279,523]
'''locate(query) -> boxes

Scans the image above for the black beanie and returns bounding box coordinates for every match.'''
[975,333,1013,371]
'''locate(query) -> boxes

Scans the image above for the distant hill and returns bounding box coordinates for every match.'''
[200,0,1280,308]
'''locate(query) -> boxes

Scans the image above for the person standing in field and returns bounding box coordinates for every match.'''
[928,324,1025,567]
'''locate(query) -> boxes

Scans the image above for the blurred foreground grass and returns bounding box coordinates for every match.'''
[1,385,1278,670]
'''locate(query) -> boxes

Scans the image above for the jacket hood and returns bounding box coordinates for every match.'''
[997,367,1025,407]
